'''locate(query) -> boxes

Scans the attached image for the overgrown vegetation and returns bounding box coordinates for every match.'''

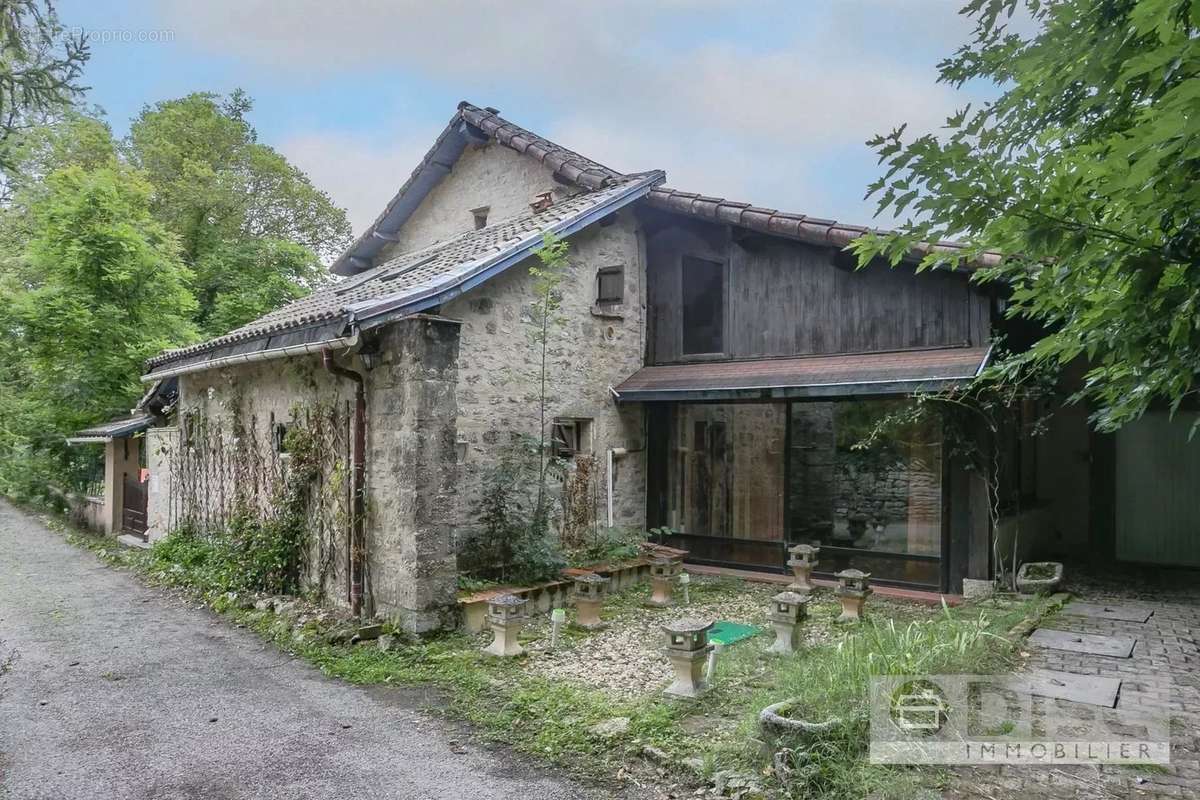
[61,512,1047,799]
[0,20,350,504]
[855,0,1200,434]
[148,422,326,597]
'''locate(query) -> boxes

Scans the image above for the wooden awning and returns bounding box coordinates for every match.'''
[612,346,991,402]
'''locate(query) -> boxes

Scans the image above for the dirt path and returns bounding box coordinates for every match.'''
[0,500,630,800]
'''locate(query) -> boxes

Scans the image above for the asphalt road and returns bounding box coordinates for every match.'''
[0,500,626,800]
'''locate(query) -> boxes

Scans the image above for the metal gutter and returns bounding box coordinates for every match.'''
[141,333,360,383]
[346,171,665,331]
[612,376,981,403]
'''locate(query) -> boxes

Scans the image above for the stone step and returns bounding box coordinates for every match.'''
[116,533,150,550]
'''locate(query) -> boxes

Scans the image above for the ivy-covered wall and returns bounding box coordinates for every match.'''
[150,315,461,631]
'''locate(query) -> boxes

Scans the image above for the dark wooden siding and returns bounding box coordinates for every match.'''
[645,215,992,365]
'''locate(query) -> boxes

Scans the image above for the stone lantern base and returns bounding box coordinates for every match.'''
[786,562,815,594]
[484,619,525,657]
[767,619,804,654]
[574,597,606,630]
[646,576,675,607]
[836,590,870,623]
[664,646,712,698]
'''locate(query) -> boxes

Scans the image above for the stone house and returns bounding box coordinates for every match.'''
[136,101,1200,630]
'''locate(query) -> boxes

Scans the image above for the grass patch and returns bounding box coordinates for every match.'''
[49,516,1052,798]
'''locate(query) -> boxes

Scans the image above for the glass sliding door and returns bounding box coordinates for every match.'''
[661,403,787,570]
[787,400,943,588]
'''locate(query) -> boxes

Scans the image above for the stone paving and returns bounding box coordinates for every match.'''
[949,565,1200,799]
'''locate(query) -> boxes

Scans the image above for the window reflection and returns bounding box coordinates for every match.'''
[666,404,785,542]
[789,400,942,583]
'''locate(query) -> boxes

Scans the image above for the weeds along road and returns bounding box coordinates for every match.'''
[0,500,632,800]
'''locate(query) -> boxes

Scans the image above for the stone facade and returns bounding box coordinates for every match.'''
[381,142,580,257]
[147,141,651,628]
[442,209,649,545]
[377,141,648,546]
[149,316,461,631]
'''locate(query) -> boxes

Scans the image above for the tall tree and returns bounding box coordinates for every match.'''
[9,165,195,416]
[124,91,349,334]
[853,0,1200,431]
[0,164,195,495]
[0,0,88,177]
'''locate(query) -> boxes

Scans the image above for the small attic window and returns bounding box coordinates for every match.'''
[471,206,489,230]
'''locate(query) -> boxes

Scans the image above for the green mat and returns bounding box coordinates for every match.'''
[708,620,759,646]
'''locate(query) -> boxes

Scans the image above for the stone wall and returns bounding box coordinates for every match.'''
[441,208,649,553]
[157,316,461,631]
[381,143,578,257]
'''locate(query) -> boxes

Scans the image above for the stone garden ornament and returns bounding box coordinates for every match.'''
[786,543,819,594]
[834,569,872,623]
[483,593,527,657]
[572,572,609,630]
[647,555,682,607]
[662,618,714,699]
[767,590,809,654]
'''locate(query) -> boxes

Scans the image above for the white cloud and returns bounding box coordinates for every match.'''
[155,0,996,231]
[276,127,438,234]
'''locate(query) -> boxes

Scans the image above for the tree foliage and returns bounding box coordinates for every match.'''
[0,166,195,496]
[853,0,1200,431]
[0,0,88,176]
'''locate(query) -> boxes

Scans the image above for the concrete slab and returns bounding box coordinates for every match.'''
[1029,627,1136,658]
[1061,602,1153,623]
[1002,668,1121,707]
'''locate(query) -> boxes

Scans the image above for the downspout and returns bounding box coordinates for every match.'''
[607,447,628,528]
[323,350,367,618]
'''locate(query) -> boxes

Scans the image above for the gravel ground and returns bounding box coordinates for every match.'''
[516,577,928,699]
[0,500,648,800]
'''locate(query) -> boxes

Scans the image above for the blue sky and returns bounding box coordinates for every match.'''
[59,1,993,235]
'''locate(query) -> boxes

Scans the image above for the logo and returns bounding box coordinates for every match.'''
[869,674,1171,766]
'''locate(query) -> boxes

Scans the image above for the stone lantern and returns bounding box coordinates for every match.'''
[786,544,820,594]
[767,590,809,654]
[661,618,714,698]
[834,569,872,623]
[572,572,609,630]
[483,593,527,657]
[646,556,682,607]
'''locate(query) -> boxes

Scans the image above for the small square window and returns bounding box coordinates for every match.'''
[596,266,623,305]
[273,422,290,454]
[551,418,591,459]
[471,206,490,230]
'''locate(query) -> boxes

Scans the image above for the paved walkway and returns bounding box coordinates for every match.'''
[0,500,633,800]
[951,566,1200,799]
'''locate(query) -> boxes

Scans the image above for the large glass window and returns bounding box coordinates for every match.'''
[663,404,785,565]
[681,256,723,355]
[788,400,942,586]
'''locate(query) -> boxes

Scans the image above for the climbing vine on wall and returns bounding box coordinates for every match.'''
[157,386,351,596]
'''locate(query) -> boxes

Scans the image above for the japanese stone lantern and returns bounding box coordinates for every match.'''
[767,590,810,654]
[646,555,683,607]
[661,618,714,698]
[572,572,610,630]
[786,543,820,594]
[483,593,528,657]
[834,569,872,623]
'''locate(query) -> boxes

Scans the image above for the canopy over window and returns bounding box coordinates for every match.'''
[613,346,991,403]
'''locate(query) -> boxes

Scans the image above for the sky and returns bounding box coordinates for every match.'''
[57,0,997,237]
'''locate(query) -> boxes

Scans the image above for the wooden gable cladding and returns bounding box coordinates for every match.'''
[643,211,992,365]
